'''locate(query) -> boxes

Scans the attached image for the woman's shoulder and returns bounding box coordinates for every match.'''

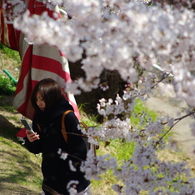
[63,110,79,128]
[63,110,78,121]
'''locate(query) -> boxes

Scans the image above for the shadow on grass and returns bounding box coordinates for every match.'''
[0,114,20,141]
[0,183,41,195]
[0,150,42,194]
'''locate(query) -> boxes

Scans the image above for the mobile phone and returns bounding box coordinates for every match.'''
[21,119,34,133]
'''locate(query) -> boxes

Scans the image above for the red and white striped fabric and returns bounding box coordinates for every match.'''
[0,0,80,121]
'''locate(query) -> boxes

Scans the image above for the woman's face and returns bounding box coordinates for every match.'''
[36,91,46,111]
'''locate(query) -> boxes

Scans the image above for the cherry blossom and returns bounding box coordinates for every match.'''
[3,0,195,194]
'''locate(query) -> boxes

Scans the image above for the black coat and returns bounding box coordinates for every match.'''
[25,96,90,194]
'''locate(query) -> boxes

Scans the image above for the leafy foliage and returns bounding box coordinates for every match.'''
[0,74,16,95]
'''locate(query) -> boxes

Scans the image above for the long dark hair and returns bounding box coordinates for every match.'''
[31,78,62,110]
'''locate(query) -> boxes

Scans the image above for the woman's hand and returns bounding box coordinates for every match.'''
[26,131,40,142]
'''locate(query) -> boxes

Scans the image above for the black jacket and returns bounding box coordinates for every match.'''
[25,96,90,194]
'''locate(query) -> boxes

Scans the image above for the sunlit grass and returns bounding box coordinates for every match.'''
[131,98,158,125]
[0,136,42,193]
[0,75,16,95]
[0,43,21,63]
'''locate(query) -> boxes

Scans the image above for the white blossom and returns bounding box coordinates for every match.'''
[69,160,76,172]
[3,0,195,194]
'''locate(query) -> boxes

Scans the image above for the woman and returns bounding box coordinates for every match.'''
[25,78,90,195]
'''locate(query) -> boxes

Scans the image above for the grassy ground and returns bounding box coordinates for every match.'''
[0,95,42,195]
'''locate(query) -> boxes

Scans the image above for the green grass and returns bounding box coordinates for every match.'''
[95,138,135,167]
[0,74,16,95]
[7,116,19,121]
[0,105,15,112]
[131,98,175,143]
[131,98,158,125]
[0,43,21,63]
[0,135,42,194]
[91,139,136,194]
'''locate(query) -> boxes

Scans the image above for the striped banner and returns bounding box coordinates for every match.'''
[0,0,80,120]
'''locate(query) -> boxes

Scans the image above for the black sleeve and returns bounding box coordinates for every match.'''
[24,120,42,154]
[65,112,88,162]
